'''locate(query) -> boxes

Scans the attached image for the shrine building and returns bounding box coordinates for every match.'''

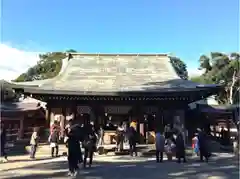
[12,53,222,144]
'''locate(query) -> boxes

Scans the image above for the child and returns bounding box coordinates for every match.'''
[192,134,199,156]
[165,138,174,161]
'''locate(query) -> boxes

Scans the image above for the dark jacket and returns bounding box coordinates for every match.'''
[198,131,210,157]
[127,126,137,143]
[67,128,81,157]
[175,133,185,158]
[50,130,59,143]
[83,129,97,151]
[0,127,6,145]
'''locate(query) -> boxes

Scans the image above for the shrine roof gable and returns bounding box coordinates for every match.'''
[11,53,221,95]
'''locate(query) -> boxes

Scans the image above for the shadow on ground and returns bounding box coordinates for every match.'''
[1,154,239,179]
[3,156,55,163]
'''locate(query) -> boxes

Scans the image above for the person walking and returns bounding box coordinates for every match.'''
[192,133,199,156]
[49,127,60,157]
[30,127,39,159]
[155,131,165,162]
[0,123,8,162]
[127,123,138,157]
[97,125,104,146]
[175,132,186,163]
[66,121,80,177]
[198,129,211,162]
[116,123,125,152]
[83,125,97,168]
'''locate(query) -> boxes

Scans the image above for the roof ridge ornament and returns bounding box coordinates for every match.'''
[66,53,73,61]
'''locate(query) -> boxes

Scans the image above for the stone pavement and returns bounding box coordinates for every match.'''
[0,153,239,179]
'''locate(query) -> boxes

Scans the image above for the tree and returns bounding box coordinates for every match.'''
[197,52,240,104]
[66,49,77,53]
[190,76,207,84]
[14,50,77,82]
[199,55,212,73]
[170,56,188,80]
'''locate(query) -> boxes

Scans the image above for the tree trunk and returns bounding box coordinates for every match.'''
[229,70,237,105]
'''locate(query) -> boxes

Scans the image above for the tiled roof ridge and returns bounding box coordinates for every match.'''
[69,53,168,57]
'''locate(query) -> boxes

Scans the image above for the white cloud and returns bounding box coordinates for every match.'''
[188,68,204,77]
[0,44,41,81]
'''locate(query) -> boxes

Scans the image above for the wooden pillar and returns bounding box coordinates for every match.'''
[156,107,164,133]
[227,113,231,143]
[213,122,217,137]
[61,107,66,138]
[50,108,55,128]
[19,116,24,139]
[91,104,104,129]
[45,107,51,128]
[73,103,77,120]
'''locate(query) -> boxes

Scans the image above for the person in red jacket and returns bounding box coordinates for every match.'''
[50,121,60,134]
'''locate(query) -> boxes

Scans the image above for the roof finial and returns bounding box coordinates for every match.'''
[66,53,73,60]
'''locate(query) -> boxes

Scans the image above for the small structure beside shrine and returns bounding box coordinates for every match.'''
[196,104,239,139]
[1,98,46,141]
[12,53,222,144]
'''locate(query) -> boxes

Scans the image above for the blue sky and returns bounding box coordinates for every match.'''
[1,0,239,77]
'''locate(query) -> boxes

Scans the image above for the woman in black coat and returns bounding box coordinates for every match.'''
[127,125,138,157]
[198,130,211,162]
[66,124,81,177]
[175,132,186,163]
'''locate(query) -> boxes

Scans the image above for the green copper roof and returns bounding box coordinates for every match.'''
[10,54,221,96]
[28,53,201,92]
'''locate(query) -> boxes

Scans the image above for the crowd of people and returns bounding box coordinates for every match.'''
[115,121,138,156]
[0,119,232,177]
[155,126,212,164]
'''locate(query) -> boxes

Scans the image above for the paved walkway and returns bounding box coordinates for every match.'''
[0,153,238,179]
